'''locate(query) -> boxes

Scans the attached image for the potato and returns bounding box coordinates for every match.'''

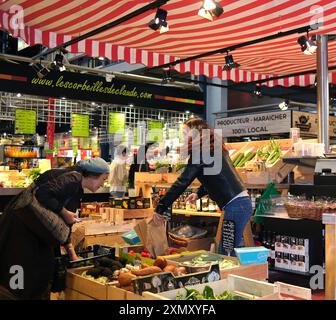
[118,272,137,286]
[153,257,167,269]
[173,266,187,276]
[163,265,176,273]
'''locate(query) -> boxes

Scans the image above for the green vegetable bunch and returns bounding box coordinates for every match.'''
[27,168,41,182]
[176,285,242,300]
[256,139,282,166]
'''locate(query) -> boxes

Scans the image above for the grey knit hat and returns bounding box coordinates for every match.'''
[77,157,110,174]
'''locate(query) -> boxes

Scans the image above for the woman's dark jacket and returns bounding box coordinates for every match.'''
[0,169,83,299]
[155,149,245,215]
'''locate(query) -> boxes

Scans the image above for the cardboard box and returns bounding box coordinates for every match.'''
[122,230,141,245]
[234,247,269,265]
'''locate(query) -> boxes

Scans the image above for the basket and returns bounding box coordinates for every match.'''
[284,203,323,221]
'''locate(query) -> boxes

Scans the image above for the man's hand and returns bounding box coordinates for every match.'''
[61,208,81,225]
[185,192,199,204]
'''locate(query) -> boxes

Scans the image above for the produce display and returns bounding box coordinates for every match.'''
[231,139,283,169]
[26,168,41,182]
[4,146,38,158]
[81,257,127,284]
[176,285,243,300]
[176,253,238,271]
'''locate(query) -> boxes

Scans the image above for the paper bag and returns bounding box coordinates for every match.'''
[134,218,168,258]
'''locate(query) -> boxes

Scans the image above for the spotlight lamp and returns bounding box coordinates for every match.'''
[279,100,289,111]
[198,0,224,21]
[32,63,50,79]
[149,8,169,34]
[222,53,240,71]
[162,68,172,84]
[298,34,317,55]
[254,86,262,97]
[50,51,66,72]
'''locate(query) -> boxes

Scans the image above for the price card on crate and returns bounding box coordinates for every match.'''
[222,220,235,255]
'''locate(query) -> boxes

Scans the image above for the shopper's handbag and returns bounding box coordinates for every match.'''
[11,185,71,246]
[50,255,68,293]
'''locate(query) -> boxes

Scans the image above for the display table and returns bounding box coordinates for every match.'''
[323,213,336,300]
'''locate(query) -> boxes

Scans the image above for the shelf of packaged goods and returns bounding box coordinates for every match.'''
[4,157,40,159]
[269,266,312,277]
[172,209,221,217]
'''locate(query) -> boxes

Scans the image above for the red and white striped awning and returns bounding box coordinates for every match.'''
[1,0,336,87]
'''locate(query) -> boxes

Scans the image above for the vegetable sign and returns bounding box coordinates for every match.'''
[15,109,36,135]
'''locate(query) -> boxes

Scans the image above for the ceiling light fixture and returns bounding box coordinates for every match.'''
[148,8,169,34]
[253,85,262,97]
[50,53,66,72]
[279,100,289,110]
[105,73,115,82]
[298,34,317,55]
[161,68,172,84]
[198,0,223,21]
[32,63,50,79]
[222,52,240,71]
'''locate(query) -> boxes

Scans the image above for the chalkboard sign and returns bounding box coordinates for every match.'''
[222,220,235,254]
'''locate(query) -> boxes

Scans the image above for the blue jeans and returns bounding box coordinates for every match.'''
[110,191,125,197]
[219,196,253,255]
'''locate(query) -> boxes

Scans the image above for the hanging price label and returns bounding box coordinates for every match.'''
[72,114,89,138]
[147,121,163,142]
[109,112,125,134]
[15,109,36,135]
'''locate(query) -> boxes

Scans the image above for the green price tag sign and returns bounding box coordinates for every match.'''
[108,112,125,134]
[15,109,36,135]
[148,121,163,142]
[133,128,138,145]
[72,114,89,138]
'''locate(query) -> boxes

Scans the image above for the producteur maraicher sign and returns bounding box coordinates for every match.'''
[216,111,291,137]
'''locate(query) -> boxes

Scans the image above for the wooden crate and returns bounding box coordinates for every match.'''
[258,282,311,300]
[107,285,143,300]
[245,171,271,185]
[135,172,162,183]
[142,274,276,300]
[63,288,96,300]
[66,266,118,300]
[84,233,127,247]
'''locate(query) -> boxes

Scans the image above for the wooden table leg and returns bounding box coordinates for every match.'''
[325,224,336,300]
[215,212,255,251]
